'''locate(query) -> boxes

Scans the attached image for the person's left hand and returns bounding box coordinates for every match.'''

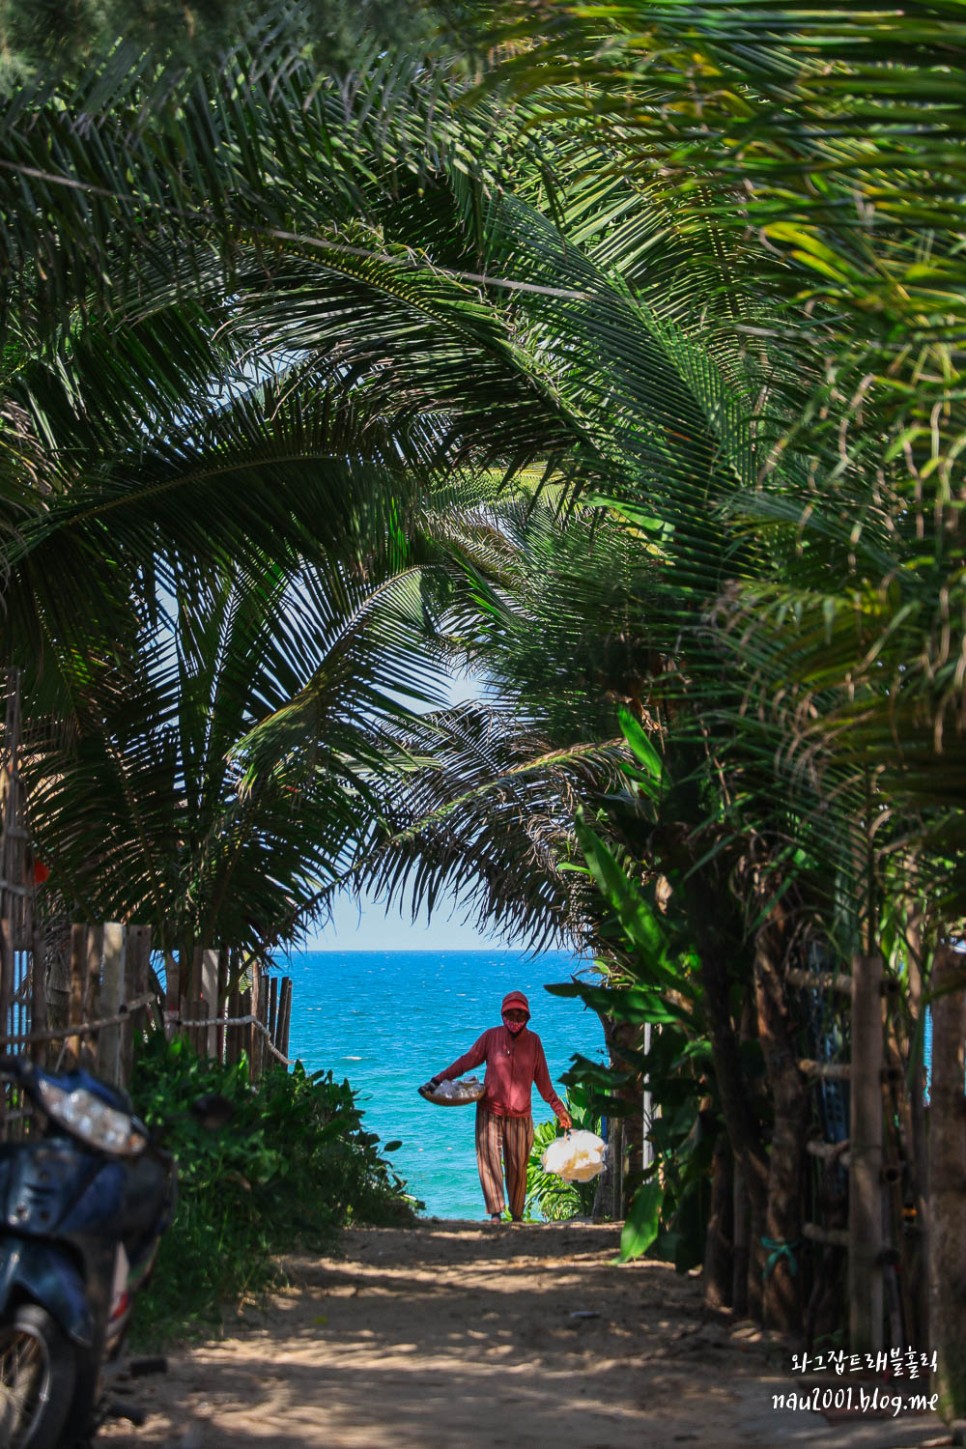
[559,1110,573,1131]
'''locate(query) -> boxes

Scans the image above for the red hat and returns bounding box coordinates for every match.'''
[501,991,530,1017]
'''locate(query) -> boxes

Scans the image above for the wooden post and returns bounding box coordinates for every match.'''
[239,988,252,1070]
[194,998,210,1057]
[96,923,125,1085]
[249,968,261,1081]
[257,971,270,1075]
[268,975,279,1053]
[66,923,87,1068]
[0,919,10,1131]
[906,920,931,1352]
[0,918,12,1043]
[120,925,151,1088]
[850,952,884,1354]
[200,949,219,1061]
[217,949,228,1064]
[30,927,46,1066]
[928,943,966,1420]
[278,977,293,1063]
[225,988,241,1065]
[83,927,102,1029]
[164,951,181,1040]
[642,1021,654,1169]
[188,946,203,1009]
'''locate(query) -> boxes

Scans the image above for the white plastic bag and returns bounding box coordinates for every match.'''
[541,1129,607,1182]
[435,1075,482,1101]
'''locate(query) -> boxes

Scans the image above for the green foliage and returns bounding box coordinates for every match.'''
[556,793,720,1270]
[618,1181,662,1264]
[129,1031,416,1345]
[0,0,450,88]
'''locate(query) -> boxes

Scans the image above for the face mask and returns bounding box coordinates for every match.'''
[503,1015,527,1036]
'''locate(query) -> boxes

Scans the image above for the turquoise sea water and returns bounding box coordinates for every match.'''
[274,949,605,1219]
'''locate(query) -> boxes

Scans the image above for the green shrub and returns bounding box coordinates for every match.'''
[525,1093,601,1222]
[128,1031,417,1345]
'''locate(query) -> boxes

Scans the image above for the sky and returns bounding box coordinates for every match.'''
[301,884,508,952]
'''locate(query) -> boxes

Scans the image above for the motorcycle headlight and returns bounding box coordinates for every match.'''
[35,1078,147,1156]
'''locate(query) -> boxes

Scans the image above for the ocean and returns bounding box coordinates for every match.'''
[273,949,606,1219]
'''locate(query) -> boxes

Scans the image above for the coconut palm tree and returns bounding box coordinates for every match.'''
[5,0,961,1369]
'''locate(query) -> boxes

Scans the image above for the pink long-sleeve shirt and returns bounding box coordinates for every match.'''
[439,1025,567,1121]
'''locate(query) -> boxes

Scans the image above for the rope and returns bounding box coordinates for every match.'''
[166,1010,290,1065]
[0,992,159,1046]
[761,1235,802,1279]
[0,995,288,1068]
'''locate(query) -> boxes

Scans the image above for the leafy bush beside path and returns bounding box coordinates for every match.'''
[129,1033,416,1345]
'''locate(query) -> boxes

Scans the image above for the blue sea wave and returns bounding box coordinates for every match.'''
[272,949,605,1219]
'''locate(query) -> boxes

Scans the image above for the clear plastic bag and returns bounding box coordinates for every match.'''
[419,1075,485,1106]
[541,1129,607,1182]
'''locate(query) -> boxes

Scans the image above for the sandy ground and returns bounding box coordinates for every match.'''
[99,1220,949,1449]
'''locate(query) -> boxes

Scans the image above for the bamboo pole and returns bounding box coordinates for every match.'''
[927,943,966,1420]
[805,1138,850,1161]
[804,1222,850,1249]
[849,953,884,1355]
[787,967,899,997]
[799,1059,852,1081]
[787,969,854,996]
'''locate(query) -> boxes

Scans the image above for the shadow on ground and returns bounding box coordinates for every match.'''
[99,1222,946,1449]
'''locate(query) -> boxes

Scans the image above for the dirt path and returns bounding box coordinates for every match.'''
[100,1221,946,1449]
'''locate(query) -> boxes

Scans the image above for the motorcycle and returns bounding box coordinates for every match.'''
[0,1051,206,1449]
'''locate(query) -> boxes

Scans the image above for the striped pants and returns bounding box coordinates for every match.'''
[475,1105,534,1219]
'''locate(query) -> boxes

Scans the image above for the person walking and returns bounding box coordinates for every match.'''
[422,990,572,1224]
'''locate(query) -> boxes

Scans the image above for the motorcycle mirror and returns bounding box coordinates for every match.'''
[190,1093,235,1130]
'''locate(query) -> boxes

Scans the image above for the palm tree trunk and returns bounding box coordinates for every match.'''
[703,1131,734,1308]
[754,910,809,1334]
[687,900,769,1307]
